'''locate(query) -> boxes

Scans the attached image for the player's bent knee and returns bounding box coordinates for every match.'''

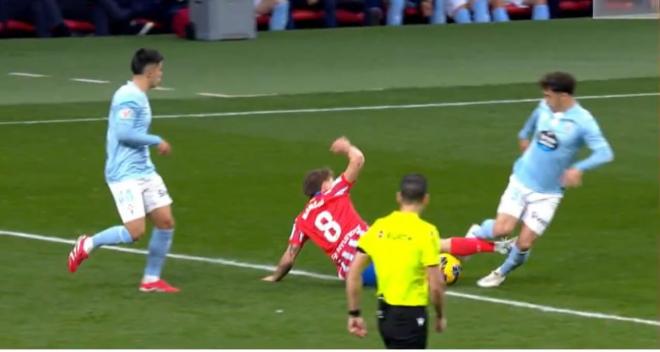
[155,217,175,230]
[493,222,515,237]
[515,236,535,250]
[517,241,533,251]
[125,224,146,240]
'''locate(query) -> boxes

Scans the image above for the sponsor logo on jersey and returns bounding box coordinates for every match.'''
[537,130,559,151]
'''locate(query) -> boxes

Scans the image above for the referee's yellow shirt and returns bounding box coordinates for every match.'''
[358,211,441,306]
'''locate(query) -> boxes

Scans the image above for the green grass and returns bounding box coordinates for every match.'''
[0,19,658,348]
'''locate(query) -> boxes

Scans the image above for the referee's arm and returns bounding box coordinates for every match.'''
[346,249,371,338]
[427,264,447,332]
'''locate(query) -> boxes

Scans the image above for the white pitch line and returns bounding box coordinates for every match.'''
[154,86,176,91]
[70,78,110,84]
[8,72,49,78]
[1,228,658,327]
[0,91,657,127]
[197,92,279,98]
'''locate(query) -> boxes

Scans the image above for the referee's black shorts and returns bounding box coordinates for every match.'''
[377,297,428,349]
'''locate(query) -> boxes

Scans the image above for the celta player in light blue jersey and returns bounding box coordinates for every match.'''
[68,48,179,293]
[466,72,614,288]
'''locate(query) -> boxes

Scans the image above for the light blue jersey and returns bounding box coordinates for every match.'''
[105,81,162,183]
[514,100,614,194]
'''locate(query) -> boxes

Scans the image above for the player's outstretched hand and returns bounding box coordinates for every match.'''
[158,140,172,156]
[435,316,447,333]
[561,168,583,188]
[330,136,352,155]
[348,316,367,338]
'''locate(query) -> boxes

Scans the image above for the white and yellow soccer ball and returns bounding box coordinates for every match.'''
[440,253,462,286]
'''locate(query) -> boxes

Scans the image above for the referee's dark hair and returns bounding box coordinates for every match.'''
[131,48,164,75]
[399,173,427,203]
[539,71,576,95]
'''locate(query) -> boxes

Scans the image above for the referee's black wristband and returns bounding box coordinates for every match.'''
[348,309,361,317]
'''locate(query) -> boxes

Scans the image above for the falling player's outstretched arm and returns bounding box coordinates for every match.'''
[262,244,302,282]
[330,136,365,183]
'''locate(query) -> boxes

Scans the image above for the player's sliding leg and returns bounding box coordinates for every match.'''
[444,237,513,257]
[140,205,178,293]
[68,219,143,273]
[477,225,537,288]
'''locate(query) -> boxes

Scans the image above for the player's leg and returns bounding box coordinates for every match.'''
[496,224,537,275]
[141,174,178,292]
[256,0,289,30]
[269,0,289,30]
[490,0,509,21]
[449,0,472,23]
[470,0,491,22]
[525,0,549,19]
[386,0,405,25]
[468,175,526,240]
[418,0,444,23]
[68,180,146,273]
[477,194,561,287]
[441,236,514,257]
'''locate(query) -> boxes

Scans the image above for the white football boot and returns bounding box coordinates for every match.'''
[477,269,506,288]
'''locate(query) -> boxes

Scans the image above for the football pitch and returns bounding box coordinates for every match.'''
[0,19,657,348]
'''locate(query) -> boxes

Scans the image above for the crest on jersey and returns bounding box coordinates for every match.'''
[561,120,575,134]
[119,108,134,120]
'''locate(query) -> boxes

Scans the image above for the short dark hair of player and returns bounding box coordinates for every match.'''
[131,48,164,75]
[539,72,576,95]
[400,173,427,203]
[303,168,334,198]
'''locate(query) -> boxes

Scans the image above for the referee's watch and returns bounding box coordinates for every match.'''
[348,309,361,317]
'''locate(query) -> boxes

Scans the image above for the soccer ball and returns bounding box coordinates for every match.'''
[440,253,462,286]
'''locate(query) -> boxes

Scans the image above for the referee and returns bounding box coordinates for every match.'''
[346,173,446,349]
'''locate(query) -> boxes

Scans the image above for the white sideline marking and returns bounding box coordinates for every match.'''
[154,86,176,91]
[8,72,49,78]
[1,228,659,327]
[197,92,279,98]
[0,91,657,127]
[70,78,110,84]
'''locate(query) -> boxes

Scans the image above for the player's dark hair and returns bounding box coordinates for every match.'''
[131,48,164,75]
[539,72,576,95]
[400,173,427,203]
[303,168,333,198]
